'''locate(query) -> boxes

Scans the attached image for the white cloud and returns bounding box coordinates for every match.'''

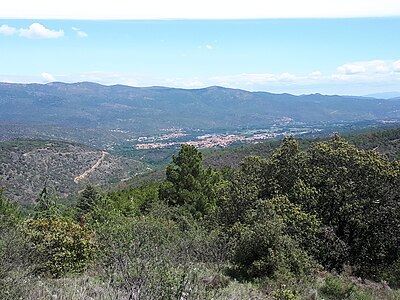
[19,23,64,39]
[196,60,400,91]
[335,60,400,78]
[336,60,400,75]
[0,24,17,36]
[211,73,298,86]
[394,60,400,72]
[77,31,88,38]
[2,58,400,95]
[198,44,213,50]
[43,62,400,92]
[99,66,398,95]
[279,72,296,81]
[72,26,88,38]
[310,71,322,77]
[1,0,400,19]
[0,23,64,39]
[337,63,366,75]
[41,72,56,82]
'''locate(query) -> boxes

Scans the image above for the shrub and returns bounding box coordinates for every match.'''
[24,217,96,277]
[96,214,210,299]
[0,191,31,299]
[374,258,400,288]
[320,276,374,300]
[272,288,301,300]
[230,200,314,280]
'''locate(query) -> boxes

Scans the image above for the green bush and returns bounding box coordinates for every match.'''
[230,200,314,280]
[272,288,301,300]
[96,214,211,299]
[268,195,320,251]
[0,191,31,299]
[24,217,96,277]
[374,258,400,288]
[320,276,374,300]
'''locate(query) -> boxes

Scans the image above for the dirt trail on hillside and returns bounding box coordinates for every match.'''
[74,151,107,184]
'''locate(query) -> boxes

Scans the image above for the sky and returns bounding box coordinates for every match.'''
[1,1,400,95]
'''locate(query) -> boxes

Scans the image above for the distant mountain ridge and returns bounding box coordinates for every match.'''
[1,82,400,134]
[365,92,400,99]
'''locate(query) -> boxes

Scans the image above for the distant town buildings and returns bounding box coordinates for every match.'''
[135,131,278,150]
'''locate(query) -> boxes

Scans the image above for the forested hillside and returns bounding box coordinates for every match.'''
[0,140,147,205]
[204,126,400,168]
[1,133,400,299]
[1,82,400,133]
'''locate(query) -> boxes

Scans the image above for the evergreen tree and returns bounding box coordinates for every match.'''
[34,183,60,218]
[261,136,306,199]
[77,184,99,214]
[159,144,221,217]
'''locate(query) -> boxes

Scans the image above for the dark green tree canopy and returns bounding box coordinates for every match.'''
[159,144,221,217]
[77,184,99,215]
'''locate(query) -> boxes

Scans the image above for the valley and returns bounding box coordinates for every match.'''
[1,83,399,204]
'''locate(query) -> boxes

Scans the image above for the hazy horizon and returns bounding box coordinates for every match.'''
[1,2,400,96]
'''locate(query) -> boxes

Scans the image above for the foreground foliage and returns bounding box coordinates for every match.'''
[1,133,400,299]
[24,217,96,278]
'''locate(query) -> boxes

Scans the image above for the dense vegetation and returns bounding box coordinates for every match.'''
[205,126,400,168]
[1,134,400,299]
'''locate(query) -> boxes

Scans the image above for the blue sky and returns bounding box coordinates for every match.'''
[1,18,400,95]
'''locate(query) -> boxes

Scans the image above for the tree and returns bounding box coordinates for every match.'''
[216,162,262,226]
[230,199,313,280]
[77,184,99,215]
[305,136,400,276]
[159,144,221,217]
[261,136,306,199]
[34,183,61,218]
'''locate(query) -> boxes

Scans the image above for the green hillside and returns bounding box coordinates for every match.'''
[204,126,400,168]
[1,128,400,299]
[1,82,399,135]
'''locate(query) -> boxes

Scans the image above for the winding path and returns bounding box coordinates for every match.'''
[74,151,107,183]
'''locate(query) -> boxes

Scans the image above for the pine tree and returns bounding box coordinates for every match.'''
[77,184,98,214]
[34,182,60,218]
[159,144,220,217]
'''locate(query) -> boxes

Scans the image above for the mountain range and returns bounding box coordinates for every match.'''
[1,82,400,135]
